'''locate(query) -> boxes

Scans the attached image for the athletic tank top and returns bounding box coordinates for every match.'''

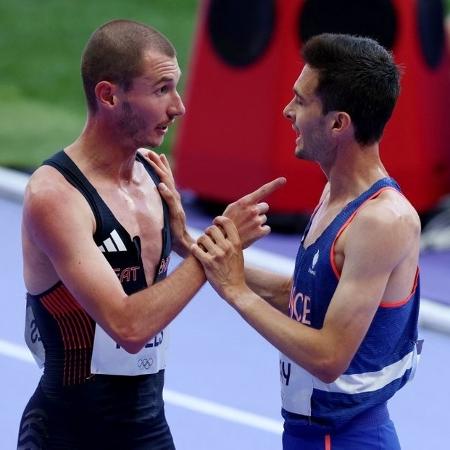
[25,150,172,391]
[280,177,422,429]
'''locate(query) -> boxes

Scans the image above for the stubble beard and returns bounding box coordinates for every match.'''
[294,143,313,161]
[118,101,154,150]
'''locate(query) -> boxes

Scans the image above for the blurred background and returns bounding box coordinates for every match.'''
[0,0,198,168]
[1,0,450,230]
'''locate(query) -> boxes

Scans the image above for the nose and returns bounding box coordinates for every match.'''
[170,91,186,118]
[283,99,294,122]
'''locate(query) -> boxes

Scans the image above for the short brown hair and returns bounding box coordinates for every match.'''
[302,33,400,145]
[81,19,176,112]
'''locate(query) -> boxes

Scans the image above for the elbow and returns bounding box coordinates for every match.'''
[113,321,164,354]
[316,370,340,384]
[103,301,164,354]
[113,324,148,354]
[107,303,154,354]
[115,334,146,354]
[313,356,348,384]
[118,340,144,354]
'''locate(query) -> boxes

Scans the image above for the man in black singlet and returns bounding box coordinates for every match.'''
[18,19,285,449]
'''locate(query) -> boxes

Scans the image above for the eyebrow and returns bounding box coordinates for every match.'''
[142,74,181,85]
[157,76,177,83]
[293,87,306,102]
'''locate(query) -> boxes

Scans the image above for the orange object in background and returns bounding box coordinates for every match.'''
[174,0,450,217]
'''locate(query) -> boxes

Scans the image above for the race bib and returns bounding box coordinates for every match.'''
[91,324,168,376]
[280,353,313,415]
[25,302,45,368]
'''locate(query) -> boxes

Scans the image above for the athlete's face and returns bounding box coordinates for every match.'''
[283,65,335,166]
[115,50,185,150]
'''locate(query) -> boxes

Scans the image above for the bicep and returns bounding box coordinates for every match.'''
[324,264,390,355]
[323,221,405,365]
[25,189,126,331]
[50,230,126,329]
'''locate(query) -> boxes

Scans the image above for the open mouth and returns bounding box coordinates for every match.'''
[157,120,174,133]
[156,124,169,133]
[293,126,302,143]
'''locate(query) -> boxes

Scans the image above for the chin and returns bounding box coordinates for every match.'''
[146,137,165,149]
[295,147,313,161]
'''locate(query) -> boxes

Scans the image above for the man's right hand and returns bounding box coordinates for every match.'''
[143,150,194,258]
[223,177,286,248]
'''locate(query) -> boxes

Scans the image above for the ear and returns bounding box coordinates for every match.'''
[94,81,117,109]
[331,111,351,134]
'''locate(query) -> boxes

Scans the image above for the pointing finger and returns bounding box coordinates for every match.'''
[241,177,286,204]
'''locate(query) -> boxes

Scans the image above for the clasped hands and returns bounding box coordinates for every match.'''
[192,177,286,301]
[144,149,286,299]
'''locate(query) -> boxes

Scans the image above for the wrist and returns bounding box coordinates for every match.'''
[224,284,255,309]
[173,231,195,258]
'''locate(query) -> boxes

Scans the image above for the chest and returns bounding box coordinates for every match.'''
[302,203,348,274]
[98,182,164,276]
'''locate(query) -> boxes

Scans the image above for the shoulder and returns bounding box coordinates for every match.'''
[23,165,94,237]
[355,188,421,239]
[25,166,79,212]
[344,188,420,267]
[26,165,69,196]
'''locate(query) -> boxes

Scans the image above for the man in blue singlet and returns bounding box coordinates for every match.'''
[191,34,422,449]
[18,19,285,449]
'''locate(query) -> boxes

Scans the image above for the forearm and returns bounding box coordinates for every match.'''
[122,255,205,352]
[245,266,291,313]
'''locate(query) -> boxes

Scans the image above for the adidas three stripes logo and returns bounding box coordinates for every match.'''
[98,229,126,253]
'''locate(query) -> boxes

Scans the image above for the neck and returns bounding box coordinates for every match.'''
[322,141,389,204]
[65,116,142,184]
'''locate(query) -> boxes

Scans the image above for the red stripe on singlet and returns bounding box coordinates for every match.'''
[325,434,331,450]
[50,290,81,385]
[41,285,94,385]
[41,290,73,384]
[62,289,95,383]
[43,290,77,384]
[380,268,419,308]
[63,288,95,383]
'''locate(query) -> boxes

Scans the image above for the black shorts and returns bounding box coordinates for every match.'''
[17,372,175,450]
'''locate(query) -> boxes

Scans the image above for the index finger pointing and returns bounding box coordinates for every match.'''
[242,177,286,204]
